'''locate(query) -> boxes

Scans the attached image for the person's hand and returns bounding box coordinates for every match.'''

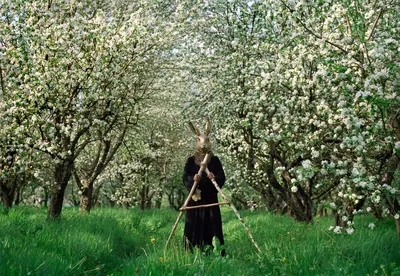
[207,172,215,180]
[193,174,200,182]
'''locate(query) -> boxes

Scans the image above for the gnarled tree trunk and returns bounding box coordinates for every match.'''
[381,155,400,235]
[80,184,93,213]
[0,186,13,208]
[266,160,313,222]
[0,179,16,209]
[47,158,74,219]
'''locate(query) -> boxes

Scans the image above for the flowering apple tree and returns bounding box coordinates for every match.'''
[179,0,399,232]
[0,0,184,218]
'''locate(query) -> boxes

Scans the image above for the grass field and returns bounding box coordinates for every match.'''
[0,206,399,275]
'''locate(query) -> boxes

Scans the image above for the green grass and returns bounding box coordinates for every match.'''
[0,206,399,275]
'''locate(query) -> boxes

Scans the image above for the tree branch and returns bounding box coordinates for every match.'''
[368,9,384,41]
[0,64,5,100]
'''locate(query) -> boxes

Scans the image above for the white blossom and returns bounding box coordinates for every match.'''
[346,228,354,235]
[333,226,342,234]
[368,223,375,230]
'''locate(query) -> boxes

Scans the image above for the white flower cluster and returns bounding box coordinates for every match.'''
[368,223,376,230]
[329,226,342,234]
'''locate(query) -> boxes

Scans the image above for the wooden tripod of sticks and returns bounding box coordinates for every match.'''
[165,153,261,253]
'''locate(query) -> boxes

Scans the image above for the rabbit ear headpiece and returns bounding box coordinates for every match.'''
[188,120,211,137]
[188,121,201,136]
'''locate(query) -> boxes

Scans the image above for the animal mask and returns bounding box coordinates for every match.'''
[188,120,212,155]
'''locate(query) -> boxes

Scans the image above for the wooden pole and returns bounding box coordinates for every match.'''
[165,154,211,248]
[179,201,230,211]
[205,167,261,253]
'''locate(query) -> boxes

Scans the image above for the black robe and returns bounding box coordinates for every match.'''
[182,155,226,255]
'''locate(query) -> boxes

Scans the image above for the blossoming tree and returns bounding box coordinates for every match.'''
[0,0,184,218]
[180,0,399,232]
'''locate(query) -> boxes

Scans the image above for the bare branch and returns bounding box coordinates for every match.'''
[368,9,384,41]
[0,64,5,99]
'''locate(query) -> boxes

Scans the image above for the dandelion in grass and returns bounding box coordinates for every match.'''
[368,223,376,230]
[151,238,156,244]
[159,257,163,263]
[291,186,298,193]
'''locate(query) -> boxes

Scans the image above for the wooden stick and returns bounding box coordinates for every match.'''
[205,167,262,253]
[182,153,211,207]
[165,154,211,248]
[179,201,230,211]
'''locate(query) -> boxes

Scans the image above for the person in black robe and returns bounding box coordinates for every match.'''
[182,121,226,256]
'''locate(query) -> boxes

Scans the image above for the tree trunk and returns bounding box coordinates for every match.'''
[287,194,313,223]
[145,187,152,209]
[92,185,102,208]
[47,159,73,219]
[0,181,15,208]
[381,155,400,235]
[332,209,345,227]
[267,180,313,222]
[14,173,25,206]
[317,204,326,217]
[1,189,13,208]
[43,189,49,207]
[14,185,22,206]
[372,204,383,219]
[140,185,148,210]
[168,186,185,210]
[122,201,127,210]
[79,184,93,213]
[278,180,313,223]
[260,180,281,212]
[154,196,162,209]
[264,149,313,222]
